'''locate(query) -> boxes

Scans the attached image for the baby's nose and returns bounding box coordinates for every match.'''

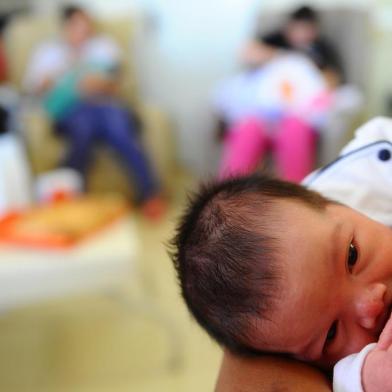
[355,283,387,329]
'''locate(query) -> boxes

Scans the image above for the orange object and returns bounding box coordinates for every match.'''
[50,189,75,203]
[280,80,295,103]
[141,196,167,222]
[0,196,130,249]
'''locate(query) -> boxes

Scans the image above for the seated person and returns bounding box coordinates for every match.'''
[171,117,392,391]
[265,5,343,87]
[214,34,331,182]
[23,4,164,218]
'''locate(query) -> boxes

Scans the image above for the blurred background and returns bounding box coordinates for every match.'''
[0,0,391,390]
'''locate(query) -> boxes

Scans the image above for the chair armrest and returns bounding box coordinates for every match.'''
[18,102,63,173]
[138,104,176,189]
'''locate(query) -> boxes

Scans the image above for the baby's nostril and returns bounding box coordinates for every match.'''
[378,149,391,161]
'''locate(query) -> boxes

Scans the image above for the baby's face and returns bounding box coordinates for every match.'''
[250,199,392,369]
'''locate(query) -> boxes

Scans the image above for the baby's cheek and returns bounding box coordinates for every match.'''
[320,334,377,369]
[341,334,376,360]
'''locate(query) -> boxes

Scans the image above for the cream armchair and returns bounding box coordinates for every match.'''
[5,15,175,196]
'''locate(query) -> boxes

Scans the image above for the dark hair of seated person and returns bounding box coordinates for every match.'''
[0,106,9,135]
[289,5,319,23]
[170,174,330,356]
[61,4,86,22]
[255,32,290,50]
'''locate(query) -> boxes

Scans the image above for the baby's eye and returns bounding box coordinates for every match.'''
[347,242,358,272]
[326,321,338,344]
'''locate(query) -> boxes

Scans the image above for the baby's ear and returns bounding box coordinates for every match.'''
[377,313,392,350]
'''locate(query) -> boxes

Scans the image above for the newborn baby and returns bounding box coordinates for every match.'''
[172,117,392,391]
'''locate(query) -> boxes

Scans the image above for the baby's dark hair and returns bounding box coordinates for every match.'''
[170,174,329,356]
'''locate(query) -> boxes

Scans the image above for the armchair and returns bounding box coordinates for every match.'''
[5,14,175,196]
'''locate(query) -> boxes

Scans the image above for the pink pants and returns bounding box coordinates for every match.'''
[219,116,316,183]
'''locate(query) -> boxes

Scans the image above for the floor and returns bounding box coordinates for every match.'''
[0,173,222,391]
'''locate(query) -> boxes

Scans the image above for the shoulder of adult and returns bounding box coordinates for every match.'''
[215,351,332,392]
[32,38,64,54]
[89,34,120,50]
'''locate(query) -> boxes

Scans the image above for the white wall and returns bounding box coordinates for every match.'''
[31,0,389,175]
[133,0,263,175]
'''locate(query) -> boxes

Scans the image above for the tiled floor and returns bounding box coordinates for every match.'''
[0,173,222,391]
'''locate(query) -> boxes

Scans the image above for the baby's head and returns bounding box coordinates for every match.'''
[171,175,392,370]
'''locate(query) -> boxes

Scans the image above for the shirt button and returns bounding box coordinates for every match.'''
[378,149,391,161]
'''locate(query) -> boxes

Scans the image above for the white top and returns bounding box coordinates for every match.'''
[214,52,327,125]
[304,117,392,391]
[23,35,121,93]
[305,117,392,227]
[0,134,32,215]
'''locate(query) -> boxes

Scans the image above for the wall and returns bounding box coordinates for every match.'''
[133,0,263,175]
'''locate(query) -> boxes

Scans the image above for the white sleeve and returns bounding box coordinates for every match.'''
[333,343,376,392]
[84,36,122,69]
[23,41,66,94]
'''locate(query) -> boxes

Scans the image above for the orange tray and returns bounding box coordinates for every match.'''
[0,197,130,249]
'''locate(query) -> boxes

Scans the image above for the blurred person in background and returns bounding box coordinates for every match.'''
[23,4,164,219]
[265,5,343,88]
[214,34,331,182]
[258,4,364,161]
[214,4,363,182]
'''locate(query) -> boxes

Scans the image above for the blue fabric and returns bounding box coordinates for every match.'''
[44,70,81,120]
[56,100,157,202]
[44,63,117,121]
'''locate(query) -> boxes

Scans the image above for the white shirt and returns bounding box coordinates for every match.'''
[23,35,121,94]
[304,117,392,391]
[214,52,327,125]
[305,117,392,227]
